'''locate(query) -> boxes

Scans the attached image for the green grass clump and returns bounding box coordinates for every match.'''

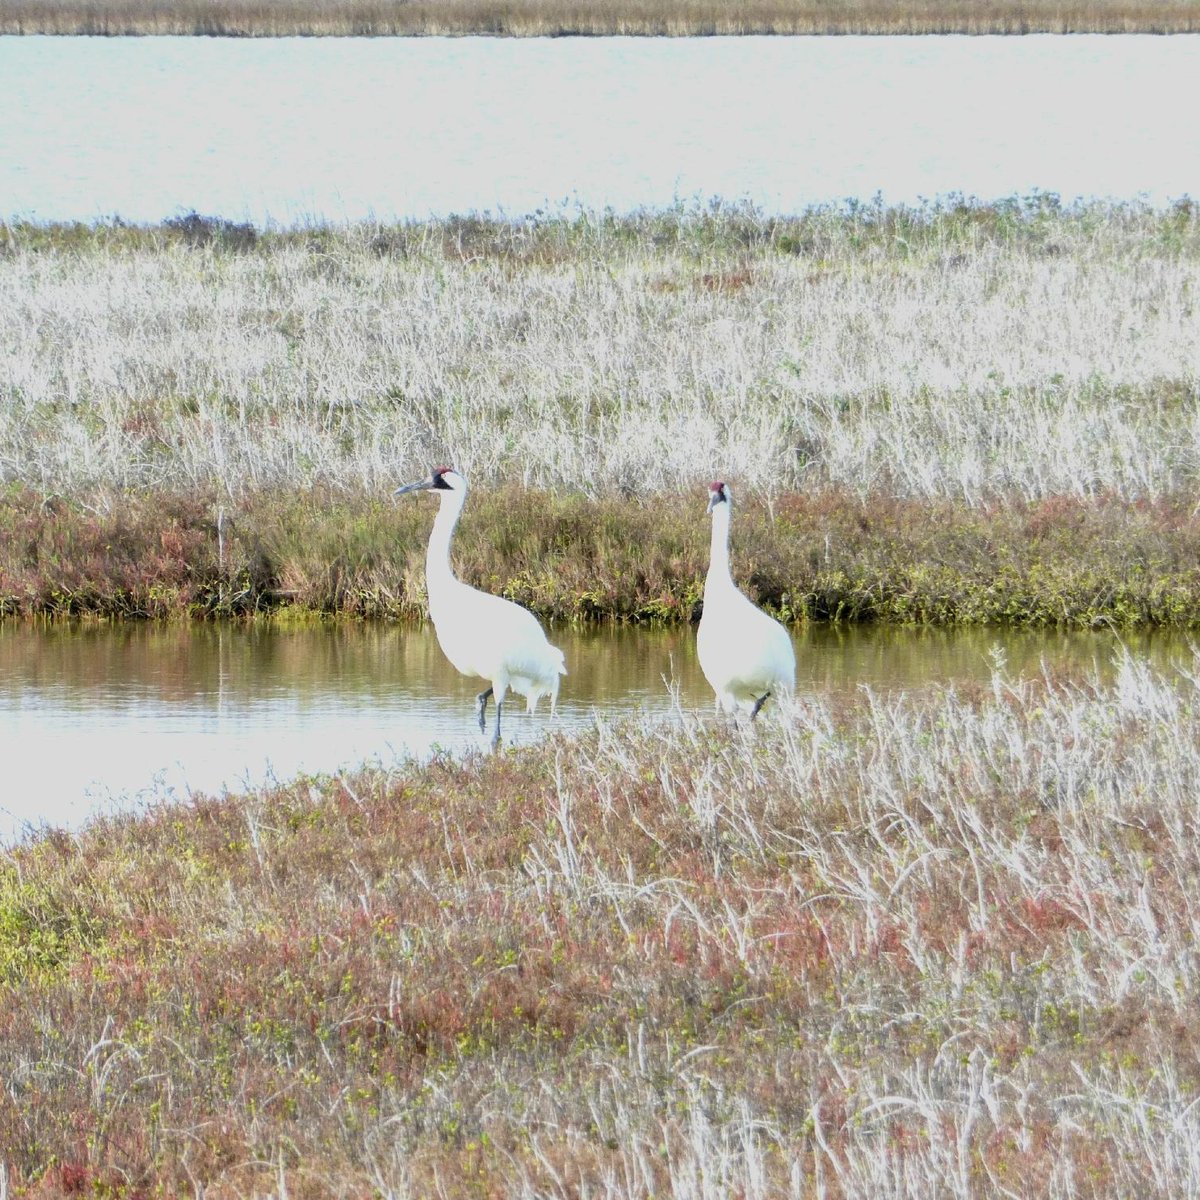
[0,863,106,983]
[3,654,1200,1194]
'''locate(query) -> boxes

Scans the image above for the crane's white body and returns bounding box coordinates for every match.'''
[697,486,795,716]
[424,488,565,713]
[404,470,566,740]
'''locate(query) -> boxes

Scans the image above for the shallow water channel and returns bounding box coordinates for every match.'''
[0,620,1191,841]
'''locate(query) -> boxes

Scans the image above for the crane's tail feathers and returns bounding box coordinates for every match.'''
[541,669,563,718]
[553,646,567,676]
[525,677,562,717]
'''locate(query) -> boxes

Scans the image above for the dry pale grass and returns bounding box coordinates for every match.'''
[2,0,1199,35]
[1,202,1198,505]
[5,652,1200,1194]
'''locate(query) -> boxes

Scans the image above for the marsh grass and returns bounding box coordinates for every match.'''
[4,653,1200,1194]
[6,485,1200,626]
[4,0,1200,35]
[2,199,1198,508]
[3,201,1200,626]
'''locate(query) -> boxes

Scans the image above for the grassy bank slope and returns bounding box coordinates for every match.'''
[3,655,1199,1195]
[3,201,1199,628]
[5,486,1200,627]
[4,0,1200,35]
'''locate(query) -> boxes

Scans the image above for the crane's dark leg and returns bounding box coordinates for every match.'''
[750,691,772,721]
[491,698,503,747]
[475,687,493,733]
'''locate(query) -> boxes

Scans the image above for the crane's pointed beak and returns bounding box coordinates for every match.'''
[706,492,721,514]
[394,479,434,496]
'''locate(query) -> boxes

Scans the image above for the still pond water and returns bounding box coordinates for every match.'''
[2,35,1198,224]
[0,621,1192,841]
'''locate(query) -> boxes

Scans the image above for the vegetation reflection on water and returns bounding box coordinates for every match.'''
[0,620,1191,839]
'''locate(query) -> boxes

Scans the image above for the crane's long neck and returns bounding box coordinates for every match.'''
[426,488,466,606]
[706,501,734,595]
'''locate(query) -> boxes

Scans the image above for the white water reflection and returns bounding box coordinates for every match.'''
[1,35,1198,225]
[0,620,1191,841]
[0,622,691,840]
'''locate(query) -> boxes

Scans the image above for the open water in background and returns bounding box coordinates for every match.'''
[1,34,1198,224]
[0,621,1193,841]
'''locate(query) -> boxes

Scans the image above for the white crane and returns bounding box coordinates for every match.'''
[394,467,566,744]
[696,481,795,718]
